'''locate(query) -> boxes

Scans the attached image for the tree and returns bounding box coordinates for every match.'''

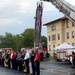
[41,36,47,49]
[22,28,34,48]
[0,35,4,48]
[0,28,47,51]
[0,32,16,50]
[14,34,23,51]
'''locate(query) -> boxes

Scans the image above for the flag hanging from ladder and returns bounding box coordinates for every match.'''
[34,1,43,47]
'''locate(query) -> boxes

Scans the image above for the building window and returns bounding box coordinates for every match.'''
[49,36,50,41]
[67,32,69,39]
[51,24,56,31]
[72,31,74,38]
[49,45,51,51]
[52,34,56,41]
[72,22,75,27]
[53,45,55,48]
[72,43,75,46]
[58,34,60,40]
[66,19,69,28]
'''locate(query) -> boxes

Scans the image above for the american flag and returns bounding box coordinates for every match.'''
[34,1,43,47]
[36,3,43,30]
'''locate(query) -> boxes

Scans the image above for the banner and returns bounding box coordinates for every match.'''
[34,1,43,47]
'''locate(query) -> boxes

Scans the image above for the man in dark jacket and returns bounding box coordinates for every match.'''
[71,52,75,68]
[30,50,35,75]
[72,52,75,68]
[0,52,2,66]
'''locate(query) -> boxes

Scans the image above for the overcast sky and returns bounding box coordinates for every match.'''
[0,0,75,36]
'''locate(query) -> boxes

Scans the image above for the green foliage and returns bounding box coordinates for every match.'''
[0,28,47,51]
[41,36,47,49]
[44,56,54,61]
[0,32,15,48]
[22,28,34,48]
[50,56,54,60]
[13,34,23,51]
[44,57,50,61]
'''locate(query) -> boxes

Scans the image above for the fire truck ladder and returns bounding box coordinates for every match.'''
[42,0,75,23]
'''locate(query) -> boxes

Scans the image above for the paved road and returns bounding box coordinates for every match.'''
[0,60,75,75]
[40,60,75,75]
[0,66,27,75]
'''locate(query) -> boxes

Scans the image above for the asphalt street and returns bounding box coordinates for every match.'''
[0,60,75,75]
[40,60,75,75]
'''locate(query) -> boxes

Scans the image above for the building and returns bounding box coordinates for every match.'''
[44,16,75,55]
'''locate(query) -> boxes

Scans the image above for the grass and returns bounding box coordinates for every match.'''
[50,56,54,60]
[44,56,54,61]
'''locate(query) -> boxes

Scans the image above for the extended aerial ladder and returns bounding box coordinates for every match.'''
[41,0,75,62]
[42,0,75,23]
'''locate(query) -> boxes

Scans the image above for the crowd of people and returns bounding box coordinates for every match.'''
[0,49,41,75]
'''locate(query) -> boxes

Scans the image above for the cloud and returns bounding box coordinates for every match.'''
[0,0,10,7]
[0,17,22,25]
[18,0,31,12]
[65,0,75,5]
[0,0,75,36]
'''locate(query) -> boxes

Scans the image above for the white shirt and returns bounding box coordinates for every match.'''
[11,53,13,59]
[24,52,30,60]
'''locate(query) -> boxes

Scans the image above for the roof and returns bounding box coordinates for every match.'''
[44,16,67,26]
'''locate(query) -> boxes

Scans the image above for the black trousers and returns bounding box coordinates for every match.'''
[12,60,15,69]
[72,58,75,67]
[35,61,40,75]
[18,60,23,71]
[1,59,4,67]
[0,59,1,65]
[31,62,35,75]
[8,59,11,68]
[25,59,30,74]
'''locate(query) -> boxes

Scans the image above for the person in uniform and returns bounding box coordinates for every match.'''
[34,50,40,75]
[4,51,11,68]
[24,50,30,74]
[18,50,24,71]
[30,50,35,75]
[11,51,16,69]
[71,52,75,68]
[1,52,5,67]
[8,51,11,68]
[0,52,2,66]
